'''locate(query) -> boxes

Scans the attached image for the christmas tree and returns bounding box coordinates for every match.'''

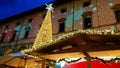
[33,4,54,47]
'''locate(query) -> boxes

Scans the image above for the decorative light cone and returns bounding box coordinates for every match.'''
[33,4,53,47]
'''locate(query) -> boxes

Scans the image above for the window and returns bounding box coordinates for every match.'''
[58,18,66,32]
[82,12,92,29]
[0,34,5,42]
[23,26,31,39]
[24,29,29,39]
[112,4,120,23]
[115,11,120,23]
[60,8,67,14]
[0,25,8,42]
[24,23,32,39]
[11,22,21,42]
[10,32,16,42]
[28,18,32,22]
[10,22,22,42]
[83,0,91,7]
[84,16,92,28]
[59,23,65,32]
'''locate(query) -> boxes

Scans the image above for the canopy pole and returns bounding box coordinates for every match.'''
[82,52,92,68]
[24,56,27,68]
[41,59,46,68]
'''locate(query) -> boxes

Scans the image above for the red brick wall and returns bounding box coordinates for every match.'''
[0,0,120,45]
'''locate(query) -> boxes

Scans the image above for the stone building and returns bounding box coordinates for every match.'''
[0,0,120,55]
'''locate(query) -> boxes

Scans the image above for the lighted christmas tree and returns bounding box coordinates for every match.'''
[33,4,54,47]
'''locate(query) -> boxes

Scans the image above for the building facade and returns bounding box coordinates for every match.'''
[0,0,120,55]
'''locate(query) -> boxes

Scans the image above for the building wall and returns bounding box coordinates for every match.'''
[0,0,120,55]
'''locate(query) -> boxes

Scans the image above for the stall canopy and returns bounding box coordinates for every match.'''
[22,29,120,60]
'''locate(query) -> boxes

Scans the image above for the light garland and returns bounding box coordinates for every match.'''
[46,57,120,66]
[91,57,120,64]
[22,53,39,59]
[46,58,81,66]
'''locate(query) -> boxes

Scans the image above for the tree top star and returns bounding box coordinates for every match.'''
[45,3,54,12]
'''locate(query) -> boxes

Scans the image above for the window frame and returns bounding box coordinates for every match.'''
[60,8,67,14]
[112,4,120,23]
[58,18,66,32]
[83,0,91,7]
[82,11,93,29]
[28,18,33,23]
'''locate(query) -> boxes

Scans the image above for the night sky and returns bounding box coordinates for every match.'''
[0,0,54,20]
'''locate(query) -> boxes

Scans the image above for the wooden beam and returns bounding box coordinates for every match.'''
[77,44,120,52]
[45,44,120,54]
[82,52,92,68]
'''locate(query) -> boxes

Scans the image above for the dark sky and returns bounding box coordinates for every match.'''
[0,0,54,20]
